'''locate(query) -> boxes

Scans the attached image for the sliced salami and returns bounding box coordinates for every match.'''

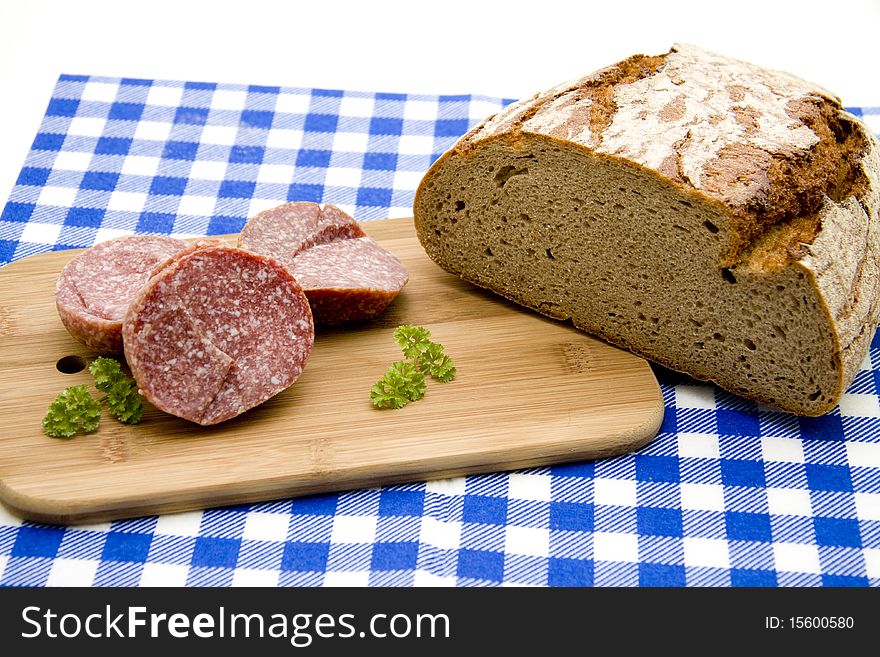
[55,235,188,353]
[313,203,368,247]
[238,202,366,268]
[122,243,314,425]
[291,238,410,324]
[238,202,408,324]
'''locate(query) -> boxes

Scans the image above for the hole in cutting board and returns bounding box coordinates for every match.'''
[56,355,87,374]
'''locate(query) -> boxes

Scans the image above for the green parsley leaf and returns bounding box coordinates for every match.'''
[106,378,144,424]
[372,325,457,409]
[42,385,102,438]
[393,325,433,360]
[89,356,125,393]
[370,360,426,409]
[419,342,457,382]
[89,356,143,424]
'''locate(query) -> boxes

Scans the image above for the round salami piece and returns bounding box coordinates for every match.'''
[238,202,366,268]
[122,243,314,425]
[314,203,368,247]
[55,235,188,353]
[291,237,410,324]
[238,202,408,324]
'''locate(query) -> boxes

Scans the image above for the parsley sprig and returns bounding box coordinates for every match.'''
[371,325,456,409]
[370,361,426,409]
[42,385,102,438]
[42,357,143,438]
[90,357,143,424]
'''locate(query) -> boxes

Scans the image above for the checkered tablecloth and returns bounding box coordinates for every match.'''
[1,75,879,587]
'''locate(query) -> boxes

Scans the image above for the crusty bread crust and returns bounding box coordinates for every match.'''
[414,44,880,415]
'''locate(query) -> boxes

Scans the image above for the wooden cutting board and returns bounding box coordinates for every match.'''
[0,218,663,525]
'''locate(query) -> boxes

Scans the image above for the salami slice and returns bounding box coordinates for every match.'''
[238,202,408,324]
[55,235,188,353]
[238,202,366,268]
[291,238,410,324]
[314,203,368,246]
[122,243,314,425]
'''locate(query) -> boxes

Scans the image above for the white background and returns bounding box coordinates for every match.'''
[1,0,879,211]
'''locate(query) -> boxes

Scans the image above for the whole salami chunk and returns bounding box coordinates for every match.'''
[122,243,314,425]
[291,238,410,324]
[55,235,188,353]
[238,202,408,324]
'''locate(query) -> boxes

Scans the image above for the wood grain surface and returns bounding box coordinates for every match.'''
[0,218,663,525]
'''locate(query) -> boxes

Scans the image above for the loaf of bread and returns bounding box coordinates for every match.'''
[414,44,880,416]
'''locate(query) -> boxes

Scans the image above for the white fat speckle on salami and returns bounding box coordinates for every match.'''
[55,235,188,353]
[238,202,408,324]
[122,244,314,425]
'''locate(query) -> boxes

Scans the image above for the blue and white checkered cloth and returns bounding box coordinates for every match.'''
[1,75,879,587]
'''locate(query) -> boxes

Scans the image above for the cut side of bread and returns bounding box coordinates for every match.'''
[414,44,880,416]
